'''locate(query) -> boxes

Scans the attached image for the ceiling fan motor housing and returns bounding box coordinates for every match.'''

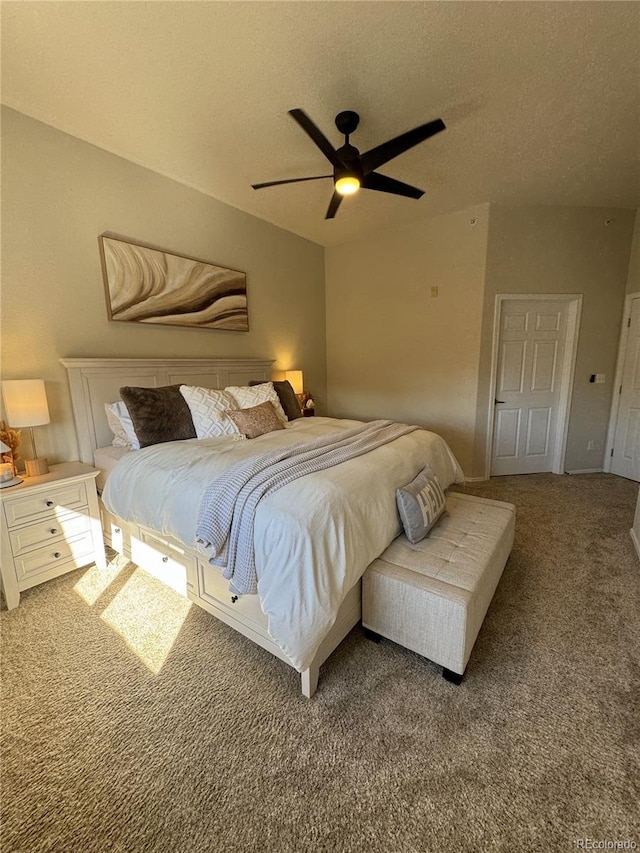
[335,110,360,136]
[334,142,362,182]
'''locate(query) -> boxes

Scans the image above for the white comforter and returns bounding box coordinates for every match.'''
[102,417,464,670]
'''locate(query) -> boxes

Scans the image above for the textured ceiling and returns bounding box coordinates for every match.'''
[2,1,639,247]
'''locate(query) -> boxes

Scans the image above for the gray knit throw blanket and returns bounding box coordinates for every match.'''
[196,419,418,596]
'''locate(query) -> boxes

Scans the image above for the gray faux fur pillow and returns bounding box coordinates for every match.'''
[119,384,196,448]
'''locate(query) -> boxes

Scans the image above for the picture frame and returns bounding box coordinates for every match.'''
[98,234,249,332]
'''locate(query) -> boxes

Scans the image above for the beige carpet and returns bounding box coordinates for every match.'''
[1,473,639,853]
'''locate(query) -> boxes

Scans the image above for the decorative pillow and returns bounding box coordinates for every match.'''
[227,401,285,439]
[119,385,196,448]
[225,382,287,424]
[179,385,239,438]
[396,466,446,544]
[105,401,140,450]
[249,379,302,421]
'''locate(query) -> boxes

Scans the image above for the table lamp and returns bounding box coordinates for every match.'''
[285,370,305,412]
[2,380,50,476]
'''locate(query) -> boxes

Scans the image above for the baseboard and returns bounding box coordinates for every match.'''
[465,476,489,483]
[631,528,640,561]
[565,468,603,475]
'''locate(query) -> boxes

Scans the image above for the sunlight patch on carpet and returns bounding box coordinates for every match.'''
[73,554,129,605]
[100,567,192,673]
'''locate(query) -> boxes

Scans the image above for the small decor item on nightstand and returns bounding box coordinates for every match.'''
[0,440,22,488]
[303,397,315,417]
[2,379,50,476]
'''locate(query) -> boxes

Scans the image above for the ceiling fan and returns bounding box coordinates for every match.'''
[252,109,446,219]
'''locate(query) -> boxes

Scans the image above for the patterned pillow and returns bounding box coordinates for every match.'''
[227,401,285,439]
[104,401,140,449]
[119,385,196,448]
[249,380,302,420]
[396,466,446,544]
[225,382,287,424]
[179,386,239,438]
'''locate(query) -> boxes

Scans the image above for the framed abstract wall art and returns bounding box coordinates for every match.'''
[99,235,249,331]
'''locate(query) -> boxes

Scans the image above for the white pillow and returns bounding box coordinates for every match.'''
[179,385,239,438]
[104,401,140,450]
[225,382,287,424]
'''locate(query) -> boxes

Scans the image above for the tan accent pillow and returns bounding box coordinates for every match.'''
[227,401,285,439]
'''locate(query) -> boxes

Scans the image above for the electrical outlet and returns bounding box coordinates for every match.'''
[595,374,606,384]
[430,286,439,298]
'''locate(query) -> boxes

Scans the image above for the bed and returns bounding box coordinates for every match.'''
[62,357,463,697]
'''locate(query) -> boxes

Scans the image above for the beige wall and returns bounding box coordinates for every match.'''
[1,108,326,465]
[475,206,636,475]
[325,204,490,475]
[326,203,635,479]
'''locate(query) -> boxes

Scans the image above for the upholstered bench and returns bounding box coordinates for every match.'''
[362,492,515,683]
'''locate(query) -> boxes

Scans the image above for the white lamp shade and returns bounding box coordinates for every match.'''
[2,380,50,428]
[285,370,304,395]
[0,439,10,454]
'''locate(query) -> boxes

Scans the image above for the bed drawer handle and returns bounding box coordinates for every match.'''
[231,595,238,604]
[162,556,169,563]
[53,551,61,559]
[114,527,121,534]
[49,528,58,535]
[45,500,54,507]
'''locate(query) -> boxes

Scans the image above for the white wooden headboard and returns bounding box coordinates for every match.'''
[60,357,274,465]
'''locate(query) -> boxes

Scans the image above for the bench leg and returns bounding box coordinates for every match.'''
[442,667,463,685]
[363,627,382,643]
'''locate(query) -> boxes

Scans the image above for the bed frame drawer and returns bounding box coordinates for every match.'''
[197,560,267,628]
[130,528,197,597]
[100,503,138,557]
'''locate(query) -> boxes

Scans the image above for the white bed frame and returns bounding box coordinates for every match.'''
[61,357,361,698]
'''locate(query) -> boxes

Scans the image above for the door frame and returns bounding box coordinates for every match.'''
[485,293,583,478]
[603,291,640,473]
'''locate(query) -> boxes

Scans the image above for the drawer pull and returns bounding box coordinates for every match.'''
[54,552,61,559]
[50,528,58,535]
[162,556,169,563]
[45,500,54,508]
[114,527,121,534]
[231,595,238,604]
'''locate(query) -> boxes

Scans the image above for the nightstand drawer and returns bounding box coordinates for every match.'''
[4,481,88,528]
[9,508,92,556]
[14,532,96,582]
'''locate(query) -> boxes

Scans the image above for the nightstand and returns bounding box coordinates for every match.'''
[0,462,106,609]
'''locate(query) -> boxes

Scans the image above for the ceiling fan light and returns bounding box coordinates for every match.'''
[335,175,360,196]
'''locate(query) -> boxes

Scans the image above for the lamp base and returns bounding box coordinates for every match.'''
[26,457,49,477]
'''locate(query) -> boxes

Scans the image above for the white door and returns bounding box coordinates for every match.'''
[491,300,568,475]
[611,296,640,481]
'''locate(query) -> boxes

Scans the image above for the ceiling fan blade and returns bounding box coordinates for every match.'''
[289,109,342,168]
[252,175,332,190]
[360,118,446,174]
[325,191,343,219]
[361,172,424,199]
